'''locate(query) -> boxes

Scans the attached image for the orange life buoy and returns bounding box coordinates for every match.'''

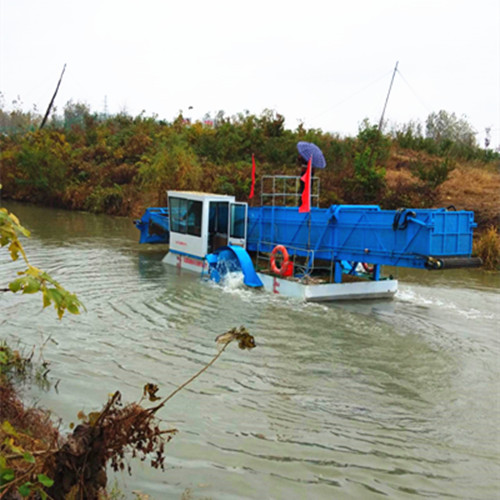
[361,262,375,273]
[270,245,292,276]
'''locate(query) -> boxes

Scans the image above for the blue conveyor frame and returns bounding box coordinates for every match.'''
[134,207,170,244]
[135,203,477,280]
[246,205,476,270]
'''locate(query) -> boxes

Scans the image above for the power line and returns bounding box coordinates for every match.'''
[396,69,431,114]
[313,70,392,120]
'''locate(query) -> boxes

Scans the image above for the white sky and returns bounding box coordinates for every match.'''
[1,0,499,148]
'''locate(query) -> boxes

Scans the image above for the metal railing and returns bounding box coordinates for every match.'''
[260,175,320,208]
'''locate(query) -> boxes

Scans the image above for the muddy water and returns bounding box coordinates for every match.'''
[1,202,499,499]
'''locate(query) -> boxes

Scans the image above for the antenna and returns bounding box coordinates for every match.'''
[378,61,398,130]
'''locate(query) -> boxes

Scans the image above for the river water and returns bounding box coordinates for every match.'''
[1,201,499,500]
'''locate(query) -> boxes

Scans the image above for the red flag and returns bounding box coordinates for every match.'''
[299,157,312,213]
[249,153,256,199]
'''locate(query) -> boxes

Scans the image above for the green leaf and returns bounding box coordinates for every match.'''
[0,468,15,483]
[8,278,23,293]
[22,277,41,294]
[18,482,32,497]
[42,290,51,308]
[37,474,54,487]
[66,301,81,315]
[47,288,63,305]
[22,452,35,464]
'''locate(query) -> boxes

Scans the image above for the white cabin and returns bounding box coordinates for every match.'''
[163,191,248,271]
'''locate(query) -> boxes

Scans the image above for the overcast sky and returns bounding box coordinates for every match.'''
[1,0,499,148]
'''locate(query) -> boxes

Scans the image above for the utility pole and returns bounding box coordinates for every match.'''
[378,61,398,131]
[40,64,66,129]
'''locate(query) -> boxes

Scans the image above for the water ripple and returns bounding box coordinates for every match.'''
[1,202,499,499]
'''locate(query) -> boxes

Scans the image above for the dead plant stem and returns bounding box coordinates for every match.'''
[150,342,230,414]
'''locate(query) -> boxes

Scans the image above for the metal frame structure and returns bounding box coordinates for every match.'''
[260,175,320,207]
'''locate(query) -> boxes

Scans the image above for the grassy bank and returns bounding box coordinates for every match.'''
[1,108,499,231]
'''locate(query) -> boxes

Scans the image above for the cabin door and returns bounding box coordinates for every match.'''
[228,203,247,247]
[208,201,229,253]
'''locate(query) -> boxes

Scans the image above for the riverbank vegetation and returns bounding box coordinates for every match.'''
[1,326,254,498]
[1,99,499,266]
[1,100,499,230]
[473,225,500,271]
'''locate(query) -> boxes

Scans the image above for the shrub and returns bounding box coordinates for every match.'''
[474,226,500,270]
[343,146,386,203]
[84,185,124,214]
[410,158,455,189]
[356,121,391,164]
[14,131,71,201]
[137,136,202,204]
[382,169,436,208]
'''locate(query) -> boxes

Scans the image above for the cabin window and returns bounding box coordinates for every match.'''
[169,197,202,237]
[230,204,246,239]
[186,200,202,236]
[209,202,229,235]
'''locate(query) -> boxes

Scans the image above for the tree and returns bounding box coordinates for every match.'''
[63,100,91,128]
[0,93,40,132]
[342,121,388,203]
[425,110,477,147]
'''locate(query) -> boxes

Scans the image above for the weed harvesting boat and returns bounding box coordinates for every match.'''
[134,172,480,301]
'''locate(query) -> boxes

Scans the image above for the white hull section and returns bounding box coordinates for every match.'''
[257,273,398,302]
[163,251,208,273]
[163,251,397,302]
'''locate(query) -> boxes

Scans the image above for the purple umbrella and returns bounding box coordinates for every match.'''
[297,141,326,169]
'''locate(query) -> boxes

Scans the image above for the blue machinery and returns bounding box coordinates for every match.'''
[246,204,478,276]
[135,207,169,244]
[134,176,480,295]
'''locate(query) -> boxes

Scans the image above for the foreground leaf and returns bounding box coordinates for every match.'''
[37,474,54,487]
[18,482,32,497]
